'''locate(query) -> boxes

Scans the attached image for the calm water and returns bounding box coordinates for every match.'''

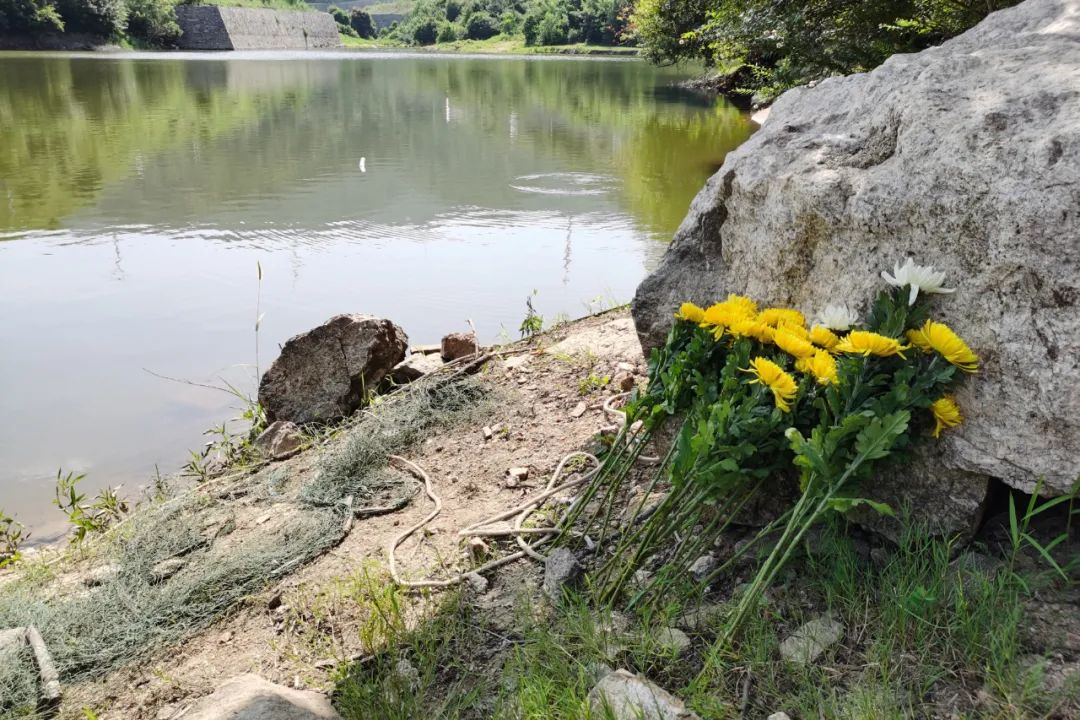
[0,51,754,538]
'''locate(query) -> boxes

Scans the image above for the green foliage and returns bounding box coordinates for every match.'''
[327,4,349,24]
[53,470,129,544]
[0,511,28,570]
[126,0,179,44]
[518,290,544,339]
[412,14,437,42]
[55,0,127,35]
[435,17,459,40]
[463,9,495,38]
[0,0,64,32]
[349,7,376,37]
[632,0,1022,97]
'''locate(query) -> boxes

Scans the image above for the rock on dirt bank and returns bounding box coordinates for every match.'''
[632,0,1080,536]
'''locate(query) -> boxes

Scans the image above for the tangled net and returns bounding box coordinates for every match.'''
[0,374,493,717]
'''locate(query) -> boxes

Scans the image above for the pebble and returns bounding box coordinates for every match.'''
[570,401,588,418]
[779,615,844,664]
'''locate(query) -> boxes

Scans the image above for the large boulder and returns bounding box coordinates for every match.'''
[185,674,341,719]
[632,0,1080,536]
[259,315,407,425]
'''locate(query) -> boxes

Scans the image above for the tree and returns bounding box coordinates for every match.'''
[327,4,350,26]
[464,10,496,39]
[412,16,438,43]
[126,0,180,45]
[0,0,63,33]
[349,8,376,38]
[55,0,127,36]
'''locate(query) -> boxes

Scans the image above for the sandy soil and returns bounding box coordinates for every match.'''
[56,309,646,718]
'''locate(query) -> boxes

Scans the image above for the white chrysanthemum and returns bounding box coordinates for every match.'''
[813,304,859,331]
[881,257,955,306]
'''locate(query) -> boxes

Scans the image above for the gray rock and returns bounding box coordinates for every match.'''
[767,713,792,720]
[258,315,407,426]
[441,331,478,361]
[150,557,186,583]
[543,548,582,603]
[588,669,701,720]
[654,627,691,656]
[83,563,120,587]
[254,420,303,460]
[630,0,1080,536]
[779,615,844,665]
[676,603,725,632]
[185,674,341,719]
[390,352,444,384]
[688,554,716,582]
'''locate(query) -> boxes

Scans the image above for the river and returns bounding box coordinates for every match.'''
[0,50,754,539]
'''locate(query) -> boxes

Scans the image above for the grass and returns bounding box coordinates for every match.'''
[327,518,1078,719]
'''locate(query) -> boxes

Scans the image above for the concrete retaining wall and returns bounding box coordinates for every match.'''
[176,6,342,50]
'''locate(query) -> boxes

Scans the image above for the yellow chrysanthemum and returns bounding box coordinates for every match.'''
[773,327,816,359]
[777,321,810,341]
[743,356,798,412]
[930,396,963,438]
[728,319,776,344]
[906,320,979,373]
[757,308,806,328]
[702,295,758,335]
[722,293,759,319]
[796,349,839,385]
[809,324,840,351]
[834,330,909,358]
[674,302,706,324]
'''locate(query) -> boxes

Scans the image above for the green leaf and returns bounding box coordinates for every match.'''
[854,410,910,462]
[827,497,895,517]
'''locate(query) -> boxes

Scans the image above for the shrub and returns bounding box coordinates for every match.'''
[327,4,349,25]
[498,9,518,35]
[126,0,180,46]
[0,0,63,33]
[435,18,459,41]
[464,10,496,39]
[55,0,127,35]
[445,0,460,21]
[349,8,376,38]
[412,16,437,43]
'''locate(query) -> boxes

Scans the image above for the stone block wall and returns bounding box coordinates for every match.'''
[176,6,342,50]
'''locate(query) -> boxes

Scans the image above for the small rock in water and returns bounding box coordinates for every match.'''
[254,420,304,461]
[688,554,716,582]
[779,615,844,665]
[654,627,691,656]
[588,669,700,720]
[570,401,588,418]
[543,548,582,603]
[441,331,479,361]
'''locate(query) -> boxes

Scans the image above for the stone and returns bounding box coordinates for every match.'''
[630,0,1080,535]
[394,658,421,691]
[464,572,489,593]
[688,554,716,582]
[254,420,303,460]
[185,674,341,719]
[612,370,636,393]
[175,6,342,50]
[508,467,530,484]
[570,401,588,418]
[545,317,642,362]
[441,331,479,361]
[410,343,441,355]
[258,315,407,426]
[767,713,792,720]
[1020,598,1080,653]
[588,669,701,720]
[150,557,186,583]
[945,551,1002,594]
[390,353,444,384]
[83,563,120,587]
[482,426,494,441]
[676,604,725,632]
[543,548,582,603]
[779,615,844,665]
[654,627,691,656]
